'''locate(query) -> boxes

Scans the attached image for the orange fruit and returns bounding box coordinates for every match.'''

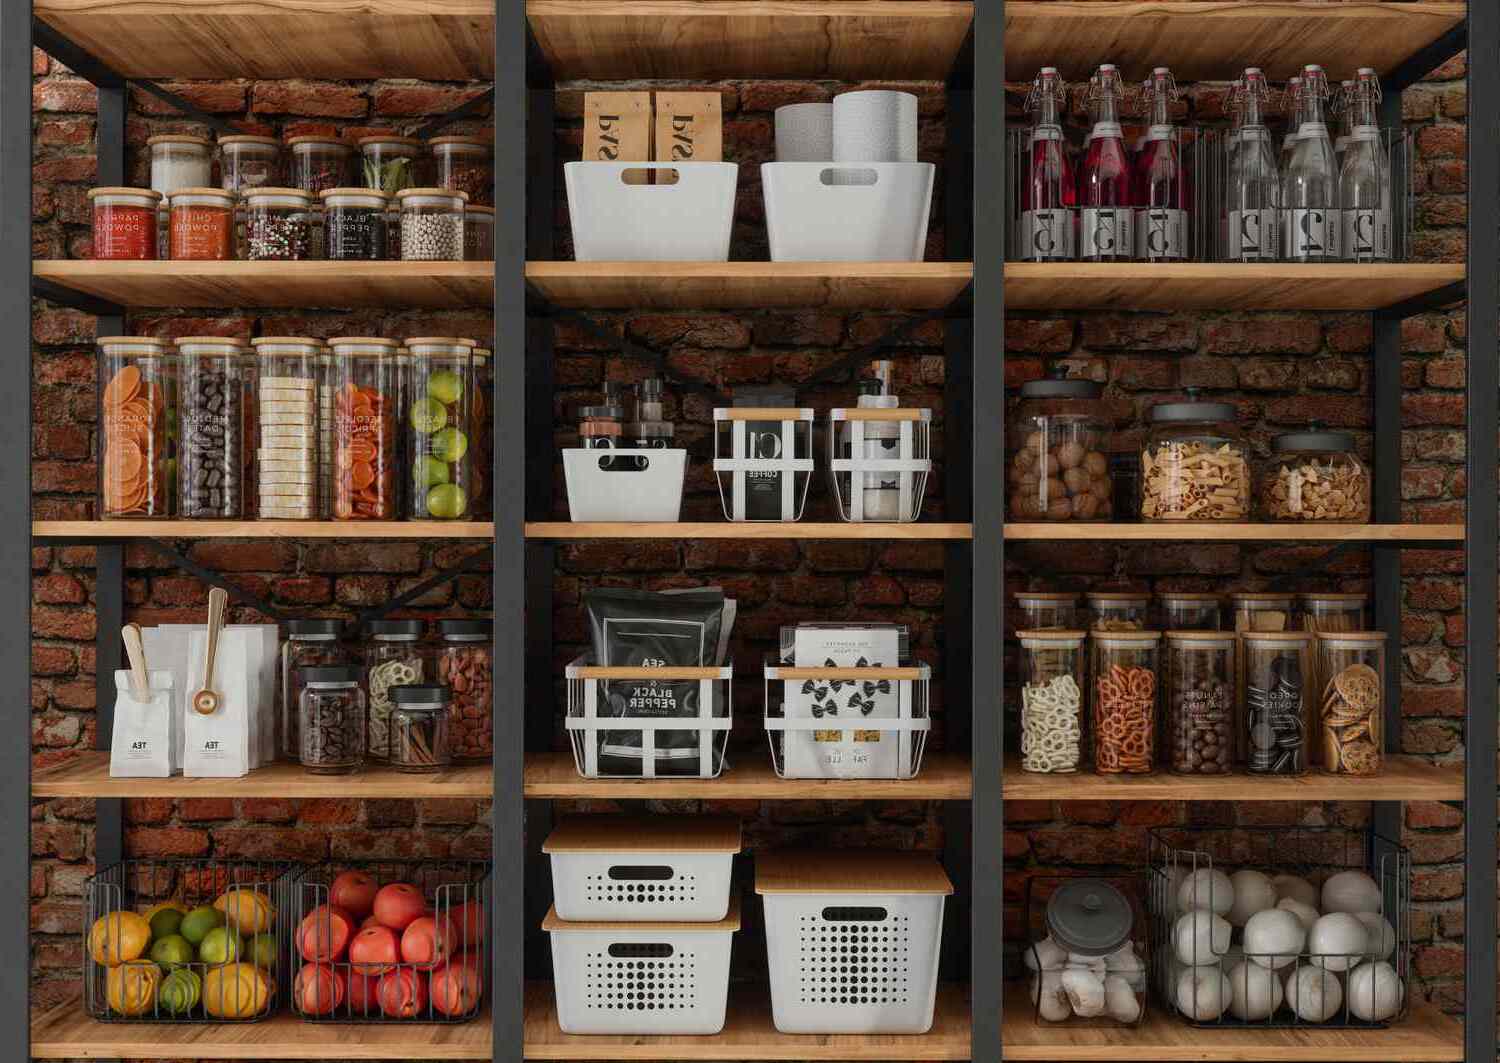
[90,910,152,966]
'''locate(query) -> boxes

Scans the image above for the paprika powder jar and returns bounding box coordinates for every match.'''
[89,187,161,260]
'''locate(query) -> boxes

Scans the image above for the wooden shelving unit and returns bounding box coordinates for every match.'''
[1004,523,1464,543]
[32,520,495,540]
[525,521,973,540]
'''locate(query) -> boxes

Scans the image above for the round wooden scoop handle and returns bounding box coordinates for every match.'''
[192,588,229,716]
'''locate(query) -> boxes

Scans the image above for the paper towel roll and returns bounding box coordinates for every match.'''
[775,102,833,162]
[833,90,918,163]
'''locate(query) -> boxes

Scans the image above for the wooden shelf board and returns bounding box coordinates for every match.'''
[525,262,973,310]
[526,0,973,80]
[33,0,494,80]
[1002,985,1463,1062]
[524,981,970,1060]
[526,522,973,540]
[1005,2,1467,83]
[1004,523,1463,543]
[1004,263,1467,312]
[1003,754,1463,802]
[524,751,972,800]
[32,520,495,540]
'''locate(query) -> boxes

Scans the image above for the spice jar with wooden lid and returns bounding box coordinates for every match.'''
[1140,391,1249,521]
[1012,591,1081,633]
[1298,592,1369,633]
[89,187,161,260]
[1086,590,1150,632]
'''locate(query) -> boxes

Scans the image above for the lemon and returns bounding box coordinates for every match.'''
[214,889,276,936]
[202,962,274,1020]
[158,968,202,1015]
[426,483,468,520]
[90,911,151,967]
[410,397,447,434]
[106,960,161,1016]
[426,369,464,405]
[178,905,225,946]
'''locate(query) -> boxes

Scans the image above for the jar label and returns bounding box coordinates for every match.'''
[172,206,231,259]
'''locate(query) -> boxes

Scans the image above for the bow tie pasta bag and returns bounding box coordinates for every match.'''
[783,623,907,778]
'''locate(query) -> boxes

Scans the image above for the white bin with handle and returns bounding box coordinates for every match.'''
[565,161,738,261]
[762,162,934,262]
[563,448,686,522]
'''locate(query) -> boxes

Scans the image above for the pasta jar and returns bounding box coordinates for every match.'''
[469,349,493,520]
[407,338,473,519]
[279,618,351,762]
[1230,591,1294,764]
[389,684,452,773]
[321,188,389,260]
[244,187,314,260]
[298,665,365,775]
[1086,590,1150,632]
[88,188,161,260]
[1298,592,1368,633]
[1140,392,1249,521]
[1092,631,1160,774]
[168,187,234,260]
[1164,631,1235,776]
[396,188,466,261]
[1012,591,1080,634]
[287,135,352,196]
[359,135,424,195]
[176,337,245,519]
[365,620,427,760]
[147,134,211,196]
[1155,591,1222,631]
[218,134,281,193]
[1008,367,1113,520]
[436,619,493,762]
[1316,632,1386,776]
[99,337,172,518]
[251,337,322,520]
[1242,631,1314,776]
[1263,423,1371,522]
[464,204,494,261]
[430,135,493,205]
[330,338,398,520]
[1018,629,1086,774]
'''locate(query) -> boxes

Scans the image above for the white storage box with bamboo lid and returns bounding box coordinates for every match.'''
[544,814,741,922]
[756,850,952,1034]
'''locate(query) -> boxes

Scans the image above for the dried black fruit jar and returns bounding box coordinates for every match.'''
[298,665,365,775]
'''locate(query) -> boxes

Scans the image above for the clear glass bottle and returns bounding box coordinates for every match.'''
[168,188,235,261]
[1280,64,1340,262]
[1243,631,1314,775]
[250,336,322,520]
[88,188,161,260]
[280,619,351,762]
[389,684,452,773]
[1263,423,1371,521]
[429,135,493,206]
[1091,631,1160,774]
[359,135,424,195]
[1277,76,1304,178]
[1086,590,1150,632]
[396,188,466,261]
[1316,632,1386,776]
[407,338,473,519]
[176,337,245,519]
[1339,67,1392,262]
[1019,66,1076,261]
[321,188,389,260]
[218,134,281,193]
[298,665,365,775]
[1298,592,1368,633]
[1009,368,1112,521]
[436,620,493,763]
[1164,631,1235,775]
[1156,592,1222,631]
[244,187,314,260]
[469,349,493,520]
[1333,79,1356,175]
[1140,391,1249,521]
[1080,63,1135,263]
[1224,68,1279,262]
[287,135,353,197]
[464,204,494,261]
[1012,591,1081,634]
[1134,66,1190,262]
[365,619,427,760]
[99,336,173,518]
[330,338,399,520]
[1018,629,1086,774]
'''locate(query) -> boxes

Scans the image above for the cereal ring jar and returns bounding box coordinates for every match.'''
[98,337,173,518]
[364,619,427,760]
[1263,423,1371,522]
[1155,591,1222,631]
[329,338,398,520]
[1141,391,1249,521]
[436,619,493,763]
[1091,630,1160,774]
[1242,631,1314,775]
[1009,368,1113,521]
[1164,631,1235,775]
[1018,630,1086,774]
[1315,632,1386,776]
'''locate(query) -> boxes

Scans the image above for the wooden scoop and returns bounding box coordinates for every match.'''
[121,623,151,703]
[191,587,229,715]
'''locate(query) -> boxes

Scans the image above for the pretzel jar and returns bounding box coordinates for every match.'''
[1263,424,1370,522]
[1242,631,1314,775]
[436,619,493,762]
[1009,368,1113,520]
[99,337,173,518]
[1092,631,1161,774]
[1140,392,1249,521]
[1019,630,1086,774]
[1164,631,1235,775]
[1316,632,1386,776]
[329,338,398,520]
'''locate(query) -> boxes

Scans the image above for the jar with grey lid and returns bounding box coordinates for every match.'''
[389,683,453,773]
[1009,367,1112,520]
[280,619,351,762]
[1140,391,1249,521]
[396,188,466,261]
[298,665,365,775]
[1263,422,1371,521]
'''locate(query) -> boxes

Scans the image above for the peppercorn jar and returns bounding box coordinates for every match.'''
[396,188,466,261]
[287,135,352,196]
[436,619,493,762]
[407,338,473,519]
[99,337,173,518]
[1155,591,1222,631]
[1242,631,1314,776]
[1316,632,1386,776]
[1018,630,1087,774]
[365,619,427,760]
[218,134,281,193]
[280,618,351,762]
[1140,392,1250,521]
[88,187,161,260]
[464,205,494,261]
[359,135,423,195]
[244,187,313,260]
[1009,367,1113,520]
[1092,631,1160,774]
[469,349,493,520]
[176,337,245,519]
[1086,590,1150,632]
[251,336,322,520]
[1010,591,1080,637]
[389,684,452,773]
[1164,631,1235,776]
[321,188,389,260]
[166,187,234,260]
[1298,592,1368,633]
[148,134,212,195]
[330,337,398,520]
[298,665,365,775]
[429,135,493,205]
[1263,423,1371,522]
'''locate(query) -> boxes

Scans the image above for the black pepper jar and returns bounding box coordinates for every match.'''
[321,187,390,261]
[298,665,365,775]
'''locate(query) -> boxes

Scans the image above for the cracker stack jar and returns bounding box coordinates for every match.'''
[251,337,323,520]
[1316,631,1386,776]
[712,407,814,521]
[1140,392,1249,521]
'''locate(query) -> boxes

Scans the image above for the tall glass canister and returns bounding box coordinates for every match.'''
[280,619,352,762]
[250,337,322,520]
[1092,631,1161,774]
[365,619,428,760]
[1164,631,1235,775]
[406,338,473,519]
[330,338,399,520]
[1018,630,1087,774]
[238,348,259,518]
[1230,591,1295,765]
[1298,592,1369,633]
[176,337,245,519]
[437,619,493,763]
[469,348,493,520]
[1242,631,1315,775]
[1316,632,1386,776]
[1156,591,1222,631]
[98,337,173,518]
[1012,591,1081,634]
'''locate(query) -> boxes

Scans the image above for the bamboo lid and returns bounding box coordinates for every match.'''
[756,850,953,895]
[543,815,741,855]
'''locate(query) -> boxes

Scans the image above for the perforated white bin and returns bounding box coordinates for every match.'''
[563,448,686,522]
[545,814,741,922]
[757,850,952,1034]
[565,161,738,261]
[546,898,739,1035]
[762,162,934,262]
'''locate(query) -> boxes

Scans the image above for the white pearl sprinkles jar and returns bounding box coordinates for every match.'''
[395,187,466,261]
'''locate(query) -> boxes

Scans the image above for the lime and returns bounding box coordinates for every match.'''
[148,907,184,941]
[427,370,464,406]
[158,968,202,1015]
[178,906,225,947]
[197,925,242,966]
[432,426,469,463]
[248,933,277,972]
[427,483,468,520]
[149,934,195,969]
[415,455,450,489]
[410,396,448,434]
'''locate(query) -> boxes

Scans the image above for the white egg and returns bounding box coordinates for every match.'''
[1273,874,1320,909]
[1174,909,1232,967]
[1321,870,1383,915]
[1178,867,1234,917]
[1276,897,1321,933]
[1031,970,1072,1021]
[1104,974,1142,1023]
[1308,912,1368,972]
[1347,960,1404,1021]
[1024,936,1069,972]
[1176,966,1232,1021]
[1286,965,1344,1022]
[1227,870,1279,927]
[1353,911,1396,960]
[1228,959,1284,1020]
[1061,968,1107,1017]
[1243,908,1307,969]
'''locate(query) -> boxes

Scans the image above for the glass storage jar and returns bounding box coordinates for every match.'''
[280,619,350,762]
[365,619,427,760]
[385,201,403,260]
[1155,591,1222,631]
[1230,591,1295,765]
[330,337,398,520]
[1092,631,1161,774]
[218,134,281,193]
[287,134,352,196]
[1008,367,1113,521]
[1086,590,1150,632]
[429,135,493,205]
[1012,591,1081,634]
[1316,632,1386,776]
[389,684,452,773]
[469,349,493,520]
[176,337,245,519]
[464,204,494,261]
[317,351,334,518]
[1164,631,1235,775]
[244,187,313,260]
[168,187,234,260]
[298,665,365,775]
[1298,592,1368,633]
[321,188,389,260]
[1263,423,1371,521]
[147,134,212,196]
[436,619,492,763]
[238,348,259,517]
[99,337,173,518]
[407,338,473,519]
[1018,629,1086,774]
[394,347,412,514]
[1242,631,1314,775]
[88,188,161,260]
[1140,391,1250,521]
[396,188,466,261]
[359,135,423,195]
[251,336,322,520]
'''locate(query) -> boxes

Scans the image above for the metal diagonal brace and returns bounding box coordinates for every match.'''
[536,301,726,403]
[417,88,497,140]
[1376,280,1467,322]
[32,277,123,318]
[355,544,494,627]
[139,539,292,623]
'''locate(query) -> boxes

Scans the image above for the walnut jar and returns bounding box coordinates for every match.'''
[1008,368,1113,521]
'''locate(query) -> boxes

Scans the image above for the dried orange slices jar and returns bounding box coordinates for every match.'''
[98,337,173,518]
[329,338,398,520]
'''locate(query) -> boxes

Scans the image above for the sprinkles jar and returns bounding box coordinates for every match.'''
[244,187,314,260]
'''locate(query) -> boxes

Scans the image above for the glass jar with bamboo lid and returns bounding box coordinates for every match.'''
[1155,591,1222,631]
[1242,631,1315,776]
[1230,591,1295,765]
[1018,630,1087,774]
[1316,632,1386,776]
[1298,592,1369,633]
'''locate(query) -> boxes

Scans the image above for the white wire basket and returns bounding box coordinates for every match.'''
[763,661,931,780]
[712,407,815,522]
[828,408,931,523]
[565,655,733,779]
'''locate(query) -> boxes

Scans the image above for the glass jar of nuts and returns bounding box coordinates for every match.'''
[1263,423,1371,522]
[1008,368,1113,521]
[1140,391,1249,521]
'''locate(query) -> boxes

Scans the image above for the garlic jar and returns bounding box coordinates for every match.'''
[1263,424,1371,521]
[1242,631,1314,775]
[1009,368,1112,521]
[1316,632,1386,776]
[1092,631,1160,774]
[1140,393,1249,521]
[1018,630,1086,773]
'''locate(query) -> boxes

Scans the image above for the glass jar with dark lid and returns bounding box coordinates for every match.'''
[1141,390,1249,521]
[1263,422,1370,522]
[280,619,350,761]
[389,682,452,772]
[365,619,427,760]
[1009,366,1112,521]
[298,665,364,775]
[578,403,625,449]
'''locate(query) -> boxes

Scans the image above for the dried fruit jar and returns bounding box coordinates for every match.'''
[1316,632,1386,776]
[99,337,173,518]
[1018,629,1087,774]
[148,134,211,195]
[430,135,494,205]
[1242,631,1314,776]
[251,336,322,520]
[1009,368,1113,520]
[364,619,427,760]
[1140,393,1249,521]
[298,666,365,775]
[437,619,493,762]
[218,134,281,193]
[89,188,161,260]
[1155,591,1222,631]
[245,187,314,261]
[287,134,352,196]
[397,188,466,261]
[1163,631,1235,776]
[176,337,245,519]
[407,338,473,519]
[329,338,398,520]
[1092,631,1160,774]
[321,188,389,261]
[280,618,351,763]
[168,187,234,260]
[359,134,423,195]
[389,683,452,773]
[1263,423,1371,521]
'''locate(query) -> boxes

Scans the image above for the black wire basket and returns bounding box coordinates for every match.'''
[84,858,297,1022]
[282,859,490,1024]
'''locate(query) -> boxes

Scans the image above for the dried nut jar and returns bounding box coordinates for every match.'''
[244,187,314,260]
[359,135,424,195]
[365,619,427,760]
[218,134,281,193]
[148,134,212,196]
[1316,632,1386,776]
[407,338,473,519]
[1242,631,1314,775]
[1009,368,1113,520]
[287,135,353,196]
[321,188,389,261]
[396,188,466,261]
[330,338,399,519]
[1298,592,1369,633]
[1140,392,1249,521]
[98,336,173,518]
[176,337,245,519]
[1263,423,1371,521]
[1230,591,1295,765]
[430,135,494,205]
[298,665,365,775]
[1091,631,1161,774]
[168,187,234,260]
[1018,630,1086,774]
[1086,590,1150,632]
[89,187,161,260]
[251,336,323,520]
[436,620,493,762]
[1012,591,1081,634]
[280,618,351,762]
[1155,591,1222,631]
[389,683,452,773]
[1164,631,1235,775]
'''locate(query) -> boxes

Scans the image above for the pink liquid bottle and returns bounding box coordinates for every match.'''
[1020,66,1076,261]
[1134,66,1190,261]
[1079,63,1134,262]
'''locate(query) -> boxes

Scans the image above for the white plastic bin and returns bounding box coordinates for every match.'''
[762,162,934,262]
[546,898,739,1034]
[565,161,738,261]
[545,814,741,922]
[563,448,686,522]
[763,662,931,780]
[758,850,951,1034]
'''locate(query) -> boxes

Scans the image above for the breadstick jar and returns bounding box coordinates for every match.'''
[1092,631,1161,774]
[1263,423,1370,522]
[1316,632,1386,776]
[1009,368,1113,520]
[329,338,398,520]
[1140,392,1249,521]
[1018,630,1086,774]
[1242,631,1314,775]
[1164,631,1235,776]
[99,337,173,518]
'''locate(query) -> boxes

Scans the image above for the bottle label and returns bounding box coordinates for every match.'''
[1080,207,1134,259]
[1145,124,1174,142]
[1137,207,1188,260]
[1282,208,1338,259]
[1091,122,1123,139]
[1227,209,1278,260]
[1350,124,1383,141]
[1298,122,1329,138]
[1342,208,1392,261]
[1031,125,1065,144]
[1020,209,1075,260]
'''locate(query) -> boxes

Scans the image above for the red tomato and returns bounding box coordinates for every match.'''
[429,960,484,1017]
[359,913,383,930]
[294,963,346,1016]
[349,924,401,975]
[329,870,379,920]
[400,915,454,970]
[296,904,354,964]
[372,882,426,931]
[345,970,381,1017]
[377,967,429,1018]
[453,949,484,976]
